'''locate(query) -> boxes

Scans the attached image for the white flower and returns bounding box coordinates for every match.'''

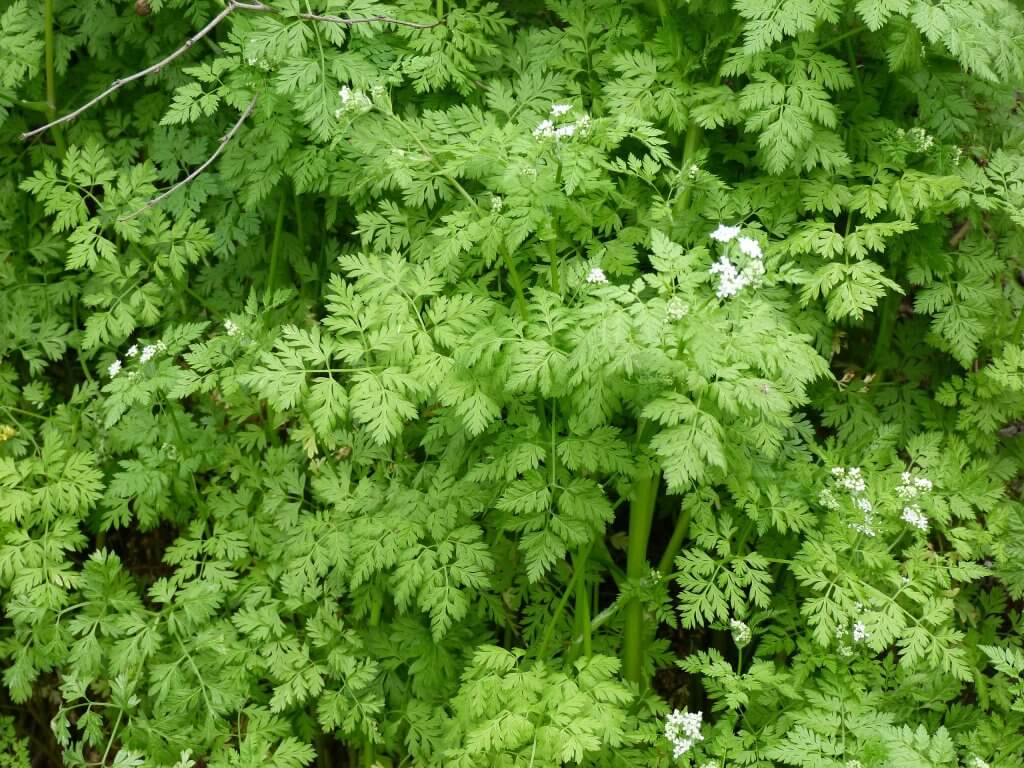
[224,319,239,337]
[665,297,689,321]
[554,123,577,139]
[126,344,138,358]
[737,236,763,259]
[687,164,700,179]
[971,757,991,768]
[550,103,572,117]
[709,255,749,298]
[108,359,122,378]
[852,621,869,642]
[665,709,703,759]
[586,267,608,285]
[700,763,720,768]
[819,488,840,510]
[709,223,741,243]
[897,469,932,499]
[140,345,157,364]
[337,85,372,115]
[856,497,873,513]
[901,505,929,531]
[533,119,555,138]
[490,195,503,213]
[850,519,876,537]
[834,466,866,494]
[730,618,751,647]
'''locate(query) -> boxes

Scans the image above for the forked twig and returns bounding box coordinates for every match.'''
[119,94,259,220]
[22,2,236,140]
[22,1,442,141]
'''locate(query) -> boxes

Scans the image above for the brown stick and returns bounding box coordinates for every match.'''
[21,1,442,141]
[118,94,259,220]
[22,2,238,140]
[949,219,972,249]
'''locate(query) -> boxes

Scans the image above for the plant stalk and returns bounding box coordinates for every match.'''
[622,472,659,686]
[656,503,691,576]
[265,191,286,303]
[574,547,592,658]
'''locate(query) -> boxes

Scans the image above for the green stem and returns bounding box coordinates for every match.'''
[870,290,900,375]
[574,546,592,658]
[538,550,589,658]
[677,121,703,213]
[656,503,691,576]
[265,191,286,303]
[500,244,529,321]
[548,240,560,294]
[43,0,65,154]
[294,188,305,257]
[622,471,659,687]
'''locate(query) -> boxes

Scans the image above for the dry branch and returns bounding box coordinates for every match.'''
[22,1,442,141]
[119,94,259,220]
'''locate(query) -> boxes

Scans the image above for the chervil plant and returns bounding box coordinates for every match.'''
[3,0,1024,766]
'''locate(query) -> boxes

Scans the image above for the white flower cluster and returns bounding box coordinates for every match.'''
[224,319,240,337]
[533,103,591,141]
[586,267,608,285]
[708,224,765,298]
[835,603,870,655]
[971,757,991,768]
[730,618,751,647]
[897,471,933,498]
[665,296,689,321]
[108,341,166,378]
[335,85,374,118]
[897,470,932,532]
[700,762,720,768]
[896,126,935,152]
[830,467,876,537]
[901,505,928,530]
[852,621,869,643]
[665,709,703,759]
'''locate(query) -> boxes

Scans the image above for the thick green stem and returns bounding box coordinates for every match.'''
[500,244,529,321]
[265,192,286,303]
[622,472,659,687]
[43,0,65,154]
[656,503,691,576]
[869,290,900,375]
[678,121,703,212]
[538,545,591,659]
[574,547,592,658]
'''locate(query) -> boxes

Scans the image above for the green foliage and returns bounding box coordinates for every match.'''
[2,0,1024,766]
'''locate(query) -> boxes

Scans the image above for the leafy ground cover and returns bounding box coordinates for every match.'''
[2,0,1024,766]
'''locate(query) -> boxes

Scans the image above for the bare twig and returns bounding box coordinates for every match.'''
[949,219,972,249]
[22,3,237,140]
[233,0,443,29]
[119,94,259,221]
[21,1,442,141]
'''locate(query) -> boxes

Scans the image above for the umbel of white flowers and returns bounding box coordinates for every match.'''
[664,709,703,759]
[708,224,764,298]
[533,103,591,140]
